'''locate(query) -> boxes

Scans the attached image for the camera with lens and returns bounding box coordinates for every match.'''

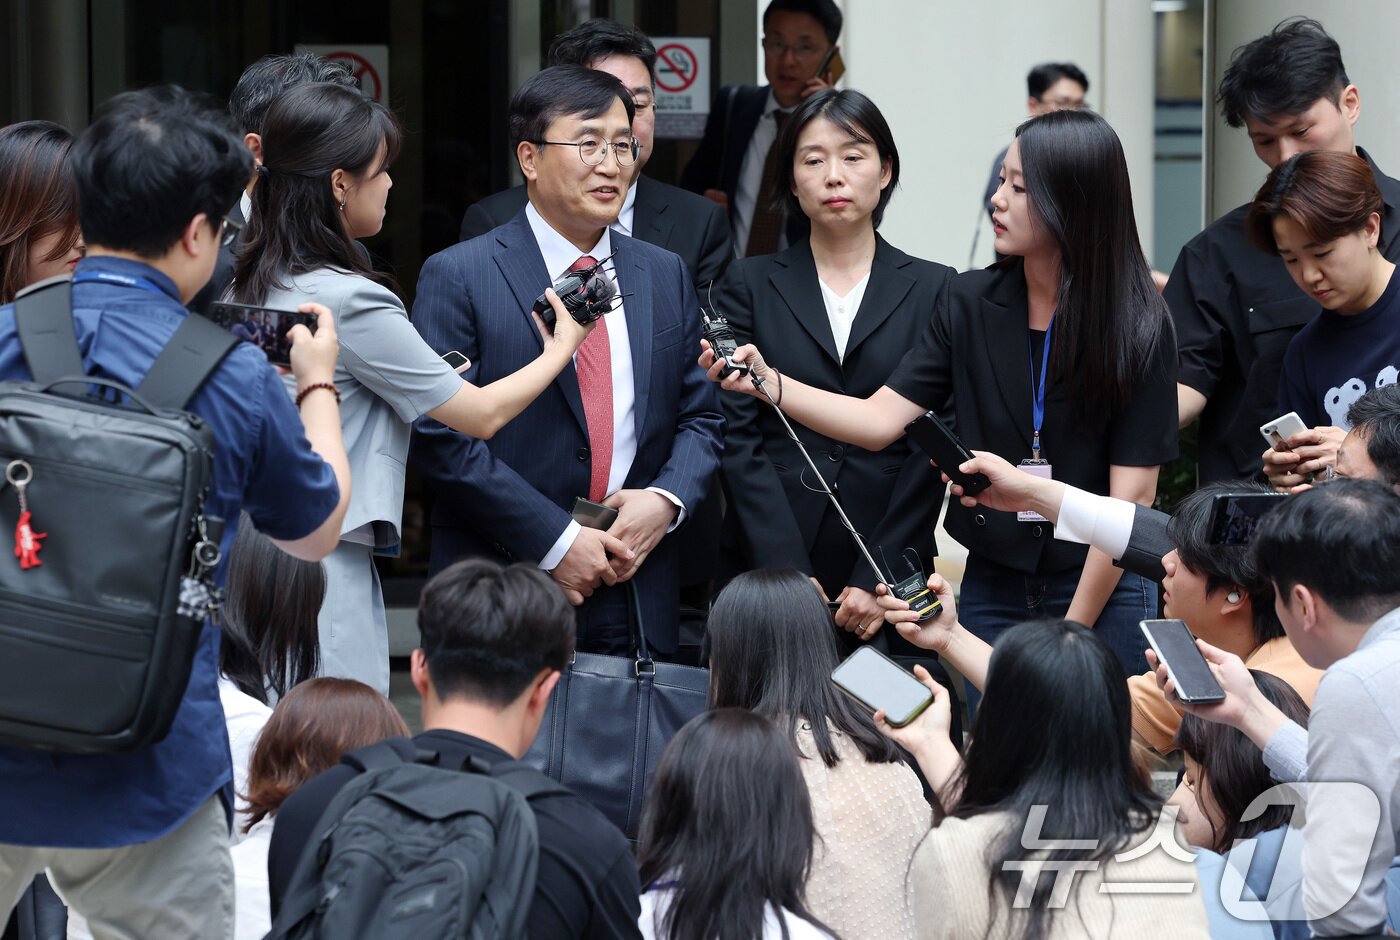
[532,254,621,331]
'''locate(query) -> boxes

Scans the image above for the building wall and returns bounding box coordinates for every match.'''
[825,0,1157,271]
[1205,0,1400,222]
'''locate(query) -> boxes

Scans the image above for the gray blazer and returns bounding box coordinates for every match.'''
[264,267,462,550]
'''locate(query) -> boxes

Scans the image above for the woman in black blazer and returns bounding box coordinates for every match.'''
[713,89,955,650]
[703,109,1177,695]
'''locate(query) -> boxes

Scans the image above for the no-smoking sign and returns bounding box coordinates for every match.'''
[651,37,710,141]
[655,43,699,93]
[296,44,390,104]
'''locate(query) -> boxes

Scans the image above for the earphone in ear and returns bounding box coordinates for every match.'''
[1227,591,1242,604]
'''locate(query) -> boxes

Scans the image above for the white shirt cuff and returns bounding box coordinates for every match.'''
[646,487,686,532]
[1053,486,1135,561]
[539,521,582,571]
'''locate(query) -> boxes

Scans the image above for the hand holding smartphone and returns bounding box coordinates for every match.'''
[1140,619,1225,704]
[831,646,934,727]
[209,302,317,367]
[904,411,991,495]
[1260,412,1308,451]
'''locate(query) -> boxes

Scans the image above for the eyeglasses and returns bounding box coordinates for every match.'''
[761,37,828,61]
[1038,96,1090,112]
[536,137,641,167]
[219,215,243,248]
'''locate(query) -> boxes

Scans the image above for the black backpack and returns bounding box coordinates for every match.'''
[267,739,570,940]
[0,278,236,753]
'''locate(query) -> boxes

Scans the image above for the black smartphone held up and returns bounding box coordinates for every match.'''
[814,45,845,84]
[1208,492,1287,545]
[904,411,990,495]
[208,302,317,367]
[831,646,934,728]
[1139,619,1226,705]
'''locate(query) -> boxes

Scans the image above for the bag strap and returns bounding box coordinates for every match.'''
[490,760,572,802]
[627,581,654,664]
[137,313,239,410]
[14,279,84,386]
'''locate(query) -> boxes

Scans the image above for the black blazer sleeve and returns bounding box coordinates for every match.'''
[691,196,734,293]
[679,86,732,196]
[714,262,815,574]
[1116,504,1171,582]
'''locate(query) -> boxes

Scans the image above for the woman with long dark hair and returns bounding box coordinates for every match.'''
[232,83,593,694]
[702,109,1177,690]
[712,89,953,645]
[637,708,835,940]
[0,120,84,302]
[881,619,1208,938]
[707,569,930,939]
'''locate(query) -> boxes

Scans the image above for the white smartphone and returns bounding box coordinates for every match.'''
[1260,411,1308,451]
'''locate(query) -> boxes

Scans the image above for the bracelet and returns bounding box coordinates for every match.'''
[295,382,340,408]
[772,367,783,408]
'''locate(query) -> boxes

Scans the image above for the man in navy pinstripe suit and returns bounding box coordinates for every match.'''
[410,66,722,655]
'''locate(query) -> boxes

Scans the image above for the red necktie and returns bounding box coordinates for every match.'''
[570,255,613,501]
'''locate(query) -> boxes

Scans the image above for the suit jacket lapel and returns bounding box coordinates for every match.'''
[617,235,654,442]
[843,237,915,361]
[770,245,840,366]
[493,212,588,435]
[631,176,674,254]
[981,264,1035,455]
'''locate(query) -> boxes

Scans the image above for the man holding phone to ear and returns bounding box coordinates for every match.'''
[680,0,842,257]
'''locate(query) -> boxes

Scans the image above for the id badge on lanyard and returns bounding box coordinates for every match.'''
[1018,318,1053,523]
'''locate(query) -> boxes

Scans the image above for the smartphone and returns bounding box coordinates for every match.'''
[1260,411,1308,451]
[570,496,619,531]
[903,411,991,495]
[208,302,317,367]
[1208,492,1287,545]
[442,350,471,374]
[831,646,934,728]
[814,46,845,84]
[1139,619,1226,704]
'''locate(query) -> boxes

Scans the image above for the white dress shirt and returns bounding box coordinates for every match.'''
[525,203,683,571]
[1052,485,1136,561]
[732,91,793,257]
[818,273,870,362]
[612,180,638,238]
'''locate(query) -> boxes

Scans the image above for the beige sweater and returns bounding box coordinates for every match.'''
[795,723,931,940]
[909,811,1212,939]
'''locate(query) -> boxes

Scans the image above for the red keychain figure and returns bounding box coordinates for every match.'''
[7,460,44,570]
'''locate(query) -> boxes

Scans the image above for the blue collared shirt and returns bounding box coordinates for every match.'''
[0,256,339,848]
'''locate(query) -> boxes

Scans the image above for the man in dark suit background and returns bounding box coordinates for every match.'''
[460,20,733,299]
[679,0,841,257]
[188,53,361,315]
[412,66,722,656]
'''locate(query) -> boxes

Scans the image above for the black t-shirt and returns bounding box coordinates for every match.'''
[1167,148,1400,481]
[885,260,1178,574]
[267,729,642,939]
[1279,267,1400,429]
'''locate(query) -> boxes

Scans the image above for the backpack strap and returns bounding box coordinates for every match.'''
[13,279,84,386]
[137,313,239,410]
[491,760,572,803]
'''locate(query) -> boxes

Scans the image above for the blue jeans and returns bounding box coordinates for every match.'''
[957,554,1157,714]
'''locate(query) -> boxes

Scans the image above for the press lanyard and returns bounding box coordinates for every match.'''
[72,271,173,300]
[1028,316,1054,461]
